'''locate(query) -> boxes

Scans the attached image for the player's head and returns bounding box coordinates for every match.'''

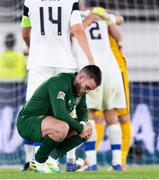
[74,65,102,97]
[4,33,16,50]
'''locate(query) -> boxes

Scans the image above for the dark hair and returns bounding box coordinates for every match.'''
[80,65,102,87]
[4,33,16,49]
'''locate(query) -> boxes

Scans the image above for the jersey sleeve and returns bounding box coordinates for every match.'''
[76,95,88,123]
[70,1,82,27]
[21,0,31,27]
[48,79,83,134]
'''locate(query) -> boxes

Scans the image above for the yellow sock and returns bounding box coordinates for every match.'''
[120,121,132,168]
[96,123,104,150]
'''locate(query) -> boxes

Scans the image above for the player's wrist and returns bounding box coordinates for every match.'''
[80,121,87,126]
[79,121,87,134]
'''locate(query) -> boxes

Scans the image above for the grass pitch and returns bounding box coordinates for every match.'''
[0,165,159,179]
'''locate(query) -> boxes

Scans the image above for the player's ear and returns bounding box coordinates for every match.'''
[79,73,87,81]
[77,73,84,83]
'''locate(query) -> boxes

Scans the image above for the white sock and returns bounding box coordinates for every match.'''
[34,145,40,154]
[84,120,97,167]
[66,148,76,164]
[24,144,34,163]
[107,124,122,166]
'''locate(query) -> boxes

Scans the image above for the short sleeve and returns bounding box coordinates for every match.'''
[21,0,31,27]
[23,0,30,17]
[70,1,82,27]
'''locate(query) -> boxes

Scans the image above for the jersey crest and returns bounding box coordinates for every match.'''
[57,91,65,100]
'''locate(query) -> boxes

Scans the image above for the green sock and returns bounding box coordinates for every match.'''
[50,135,86,159]
[35,136,59,163]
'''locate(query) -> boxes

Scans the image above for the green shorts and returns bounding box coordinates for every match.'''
[17,112,46,142]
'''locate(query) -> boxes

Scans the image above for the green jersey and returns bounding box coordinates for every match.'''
[20,73,88,134]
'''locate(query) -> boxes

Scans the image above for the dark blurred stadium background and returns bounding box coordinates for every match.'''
[0,0,159,166]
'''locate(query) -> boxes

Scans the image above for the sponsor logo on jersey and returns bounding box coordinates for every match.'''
[68,99,72,104]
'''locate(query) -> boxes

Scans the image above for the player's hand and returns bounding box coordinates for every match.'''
[23,43,29,56]
[80,122,93,139]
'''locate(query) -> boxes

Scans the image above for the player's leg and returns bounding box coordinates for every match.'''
[17,115,69,173]
[102,64,126,171]
[33,141,61,173]
[109,34,132,170]
[103,109,122,170]
[118,69,132,170]
[83,110,97,171]
[66,117,97,172]
[35,116,69,161]
[81,86,104,171]
[66,110,81,172]
[66,148,80,172]
[66,111,97,172]
[21,140,34,171]
[95,111,105,151]
[119,114,131,170]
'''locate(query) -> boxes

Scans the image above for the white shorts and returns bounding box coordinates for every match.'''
[26,67,76,101]
[86,59,126,111]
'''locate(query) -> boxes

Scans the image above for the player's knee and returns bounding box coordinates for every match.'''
[107,124,122,142]
[56,122,69,142]
[103,109,118,125]
[48,122,69,142]
[119,113,130,123]
[105,117,118,126]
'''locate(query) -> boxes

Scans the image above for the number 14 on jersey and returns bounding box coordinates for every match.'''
[39,7,62,36]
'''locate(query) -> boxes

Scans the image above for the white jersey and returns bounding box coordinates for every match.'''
[72,10,119,70]
[23,0,82,69]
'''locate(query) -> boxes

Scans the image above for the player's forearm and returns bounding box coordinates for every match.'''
[71,24,94,64]
[82,14,96,28]
[106,9,124,25]
[82,13,104,28]
[77,111,88,123]
[52,102,84,133]
[22,28,31,47]
[76,98,88,122]
[109,23,123,43]
[57,112,83,134]
[76,30,94,64]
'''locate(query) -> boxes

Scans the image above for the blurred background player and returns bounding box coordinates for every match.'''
[0,33,26,161]
[21,0,95,172]
[20,43,35,171]
[66,0,127,171]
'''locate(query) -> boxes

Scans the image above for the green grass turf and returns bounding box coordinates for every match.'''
[0,166,159,179]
